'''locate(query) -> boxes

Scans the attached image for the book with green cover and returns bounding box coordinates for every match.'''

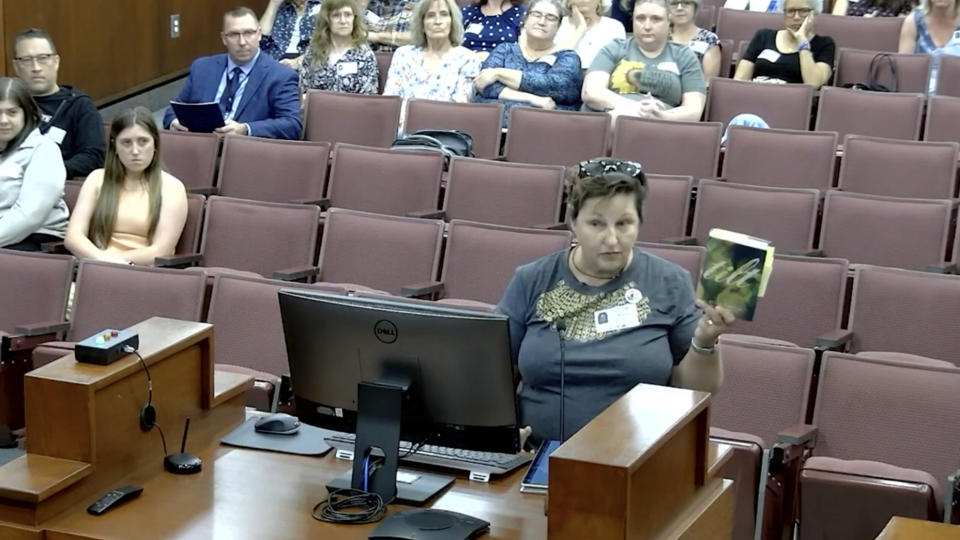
[696,228,775,321]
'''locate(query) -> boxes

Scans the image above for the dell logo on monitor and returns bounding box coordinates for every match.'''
[374,320,398,344]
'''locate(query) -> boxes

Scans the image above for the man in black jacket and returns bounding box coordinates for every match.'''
[12,28,105,179]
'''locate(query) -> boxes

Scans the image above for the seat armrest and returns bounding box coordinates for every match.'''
[40,241,69,254]
[660,236,697,245]
[401,281,444,299]
[785,249,824,257]
[407,209,445,219]
[776,423,818,447]
[926,262,958,274]
[816,329,852,351]
[187,187,218,196]
[272,265,320,282]
[154,253,202,267]
[533,222,568,230]
[946,469,959,524]
[311,198,331,211]
[288,198,327,206]
[13,320,72,337]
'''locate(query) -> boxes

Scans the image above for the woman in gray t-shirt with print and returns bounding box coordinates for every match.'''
[581,0,706,121]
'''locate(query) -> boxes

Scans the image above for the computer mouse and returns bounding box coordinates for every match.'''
[253,413,301,435]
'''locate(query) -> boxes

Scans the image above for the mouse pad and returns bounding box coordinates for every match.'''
[221,418,332,456]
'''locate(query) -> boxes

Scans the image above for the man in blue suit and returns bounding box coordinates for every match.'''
[163,6,301,140]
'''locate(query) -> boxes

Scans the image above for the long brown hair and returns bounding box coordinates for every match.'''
[0,77,41,159]
[309,0,367,65]
[89,107,162,249]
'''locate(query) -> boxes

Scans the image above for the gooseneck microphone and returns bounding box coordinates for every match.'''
[556,321,567,441]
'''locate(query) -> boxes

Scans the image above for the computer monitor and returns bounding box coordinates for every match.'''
[278,290,520,503]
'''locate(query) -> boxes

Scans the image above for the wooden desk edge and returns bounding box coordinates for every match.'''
[212,370,255,408]
[0,456,92,504]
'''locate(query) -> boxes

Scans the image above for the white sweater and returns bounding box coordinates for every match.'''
[0,127,69,246]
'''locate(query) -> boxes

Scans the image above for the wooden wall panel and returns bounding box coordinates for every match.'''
[2,0,269,104]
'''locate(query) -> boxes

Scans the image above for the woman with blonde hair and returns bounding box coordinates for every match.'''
[899,0,960,93]
[384,0,482,102]
[556,0,627,68]
[300,0,379,94]
[65,107,187,265]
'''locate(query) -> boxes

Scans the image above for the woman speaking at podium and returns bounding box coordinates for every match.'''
[497,158,735,445]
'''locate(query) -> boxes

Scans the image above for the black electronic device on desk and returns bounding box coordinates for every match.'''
[87,485,143,515]
[75,329,139,365]
[279,290,521,537]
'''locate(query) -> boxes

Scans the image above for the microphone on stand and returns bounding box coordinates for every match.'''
[555,321,568,441]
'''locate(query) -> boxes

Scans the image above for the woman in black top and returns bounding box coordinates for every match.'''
[733,0,835,88]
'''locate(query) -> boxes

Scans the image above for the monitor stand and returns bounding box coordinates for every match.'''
[325,379,453,504]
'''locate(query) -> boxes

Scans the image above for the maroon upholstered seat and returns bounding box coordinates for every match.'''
[833,48,932,94]
[503,107,610,166]
[723,126,838,190]
[158,131,220,192]
[404,100,504,160]
[635,242,705,286]
[610,117,722,180]
[217,136,330,203]
[838,135,959,199]
[815,86,925,141]
[638,174,693,243]
[302,91,402,147]
[705,78,814,130]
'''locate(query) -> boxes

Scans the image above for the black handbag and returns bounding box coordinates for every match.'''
[391,129,475,169]
[843,53,898,92]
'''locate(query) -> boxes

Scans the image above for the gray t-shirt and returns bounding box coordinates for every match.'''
[497,248,701,442]
[589,38,706,108]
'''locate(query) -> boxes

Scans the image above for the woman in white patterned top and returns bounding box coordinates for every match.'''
[300,0,379,96]
[669,0,721,80]
[383,0,482,102]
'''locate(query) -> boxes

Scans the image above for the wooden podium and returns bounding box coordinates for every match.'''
[0,317,252,536]
[549,383,734,539]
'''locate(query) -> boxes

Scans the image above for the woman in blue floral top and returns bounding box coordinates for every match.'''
[300,0,380,95]
[384,0,482,103]
[474,0,583,125]
[461,0,527,61]
[261,0,323,69]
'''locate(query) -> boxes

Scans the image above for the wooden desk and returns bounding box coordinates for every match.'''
[33,440,733,540]
[876,517,960,540]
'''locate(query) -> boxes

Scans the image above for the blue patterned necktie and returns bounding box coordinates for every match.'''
[218,67,243,116]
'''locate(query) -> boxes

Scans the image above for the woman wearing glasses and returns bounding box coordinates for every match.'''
[299,0,379,95]
[669,0,721,80]
[555,0,627,68]
[498,158,734,444]
[384,0,481,102]
[473,0,583,124]
[581,0,707,121]
[733,0,834,87]
[0,77,69,252]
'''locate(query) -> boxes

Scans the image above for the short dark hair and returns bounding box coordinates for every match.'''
[12,28,57,56]
[224,6,259,22]
[567,172,647,224]
[0,77,42,158]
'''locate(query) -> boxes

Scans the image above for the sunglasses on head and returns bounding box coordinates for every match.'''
[577,159,645,184]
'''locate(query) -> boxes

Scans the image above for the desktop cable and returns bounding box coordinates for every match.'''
[313,456,387,524]
[123,345,167,458]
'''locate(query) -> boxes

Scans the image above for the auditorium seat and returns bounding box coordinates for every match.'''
[923,94,960,145]
[610,117,722,180]
[837,135,959,199]
[722,126,837,190]
[704,78,814,130]
[845,265,960,364]
[207,274,348,412]
[718,40,734,78]
[936,54,960,97]
[302,91,402,147]
[503,107,610,166]
[732,255,848,347]
[691,180,820,253]
[638,174,694,243]
[695,4,717,30]
[404,100,504,160]
[403,220,572,304]
[818,191,953,271]
[31,261,207,367]
[0,249,73,335]
[715,9,783,49]
[427,157,565,228]
[159,131,220,193]
[815,86,924,141]
[157,196,321,277]
[63,180,83,213]
[799,352,960,539]
[176,193,206,256]
[375,51,392,95]
[814,15,903,52]
[833,49,931,94]
[216,137,330,204]
[324,143,444,217]
[712,335,817,540]
[635,242,706,285]
[303,208,445,294]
